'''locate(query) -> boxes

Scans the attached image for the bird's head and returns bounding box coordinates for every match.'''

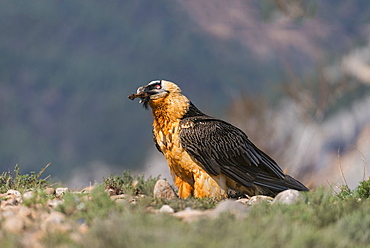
[128,80,182,109]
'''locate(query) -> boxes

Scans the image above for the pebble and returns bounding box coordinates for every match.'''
[159,204,175,214]
[246,195,274,205]
[153,179,177,199]
[45,188,56,195]
[212,199,250,218]
[7,189,21,197]
[110,194,129,200]
[272,189,301,205]
[22,191,34,200]
[1,197,20,207]
[55,188,70,197]
[47,199,64,208]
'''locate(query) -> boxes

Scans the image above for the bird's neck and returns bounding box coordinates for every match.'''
[150,93,190,128]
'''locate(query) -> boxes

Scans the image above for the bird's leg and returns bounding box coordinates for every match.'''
[174,176,194,199]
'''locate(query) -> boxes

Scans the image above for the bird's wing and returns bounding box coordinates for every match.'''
[179,117,305,191]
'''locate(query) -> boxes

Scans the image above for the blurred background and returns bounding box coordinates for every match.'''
[1,0,369,190]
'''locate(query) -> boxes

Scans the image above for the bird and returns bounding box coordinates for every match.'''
[128,80,309,199]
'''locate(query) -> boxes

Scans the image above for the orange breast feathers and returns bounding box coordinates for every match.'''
[150,92,228,199]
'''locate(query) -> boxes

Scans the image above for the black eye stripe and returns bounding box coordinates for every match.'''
[148,80,162,89]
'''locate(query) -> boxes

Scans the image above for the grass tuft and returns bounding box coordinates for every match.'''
[0,164,50,193]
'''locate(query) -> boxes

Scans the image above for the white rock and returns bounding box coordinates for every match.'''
[159,205,175,214]
[246,195,274,205]
[6,190,21,197]
[22,191,34,200]
[272,189,301,205]
[47,199,64,208]
[212,199,250,218]
[55,188,70,197]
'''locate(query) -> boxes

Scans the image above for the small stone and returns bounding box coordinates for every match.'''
[45,188,55,195]
[173,209,207,222]
[159,205,175,214]
[3,216,25,233]
[6,189,21,197]
[272,189,301,205]
[212,199,250,218]
[110,194,128,200]
[47,199,64,208]
[55,188,70,197]
[22,191,34,200]
[153,179,177,199]
[114,199,127,205]
[245,195,274,206]
[1,197,20,207]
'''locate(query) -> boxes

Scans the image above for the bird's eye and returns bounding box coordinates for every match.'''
[155,84,161,89]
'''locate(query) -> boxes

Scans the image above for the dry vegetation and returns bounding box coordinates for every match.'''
[0,164,369,247]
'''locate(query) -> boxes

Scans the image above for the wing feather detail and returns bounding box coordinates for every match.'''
[179,116,308,192]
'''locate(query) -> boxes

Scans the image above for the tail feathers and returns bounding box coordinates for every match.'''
[254,172,309,194]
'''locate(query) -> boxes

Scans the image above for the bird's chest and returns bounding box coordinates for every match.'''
[153,121,198,177]
[153,121,181,153]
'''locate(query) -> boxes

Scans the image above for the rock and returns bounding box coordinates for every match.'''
[55,188,70,197]
[22,191,34,200]
[153,179,177,199]
[173,209,207,222]
[1,197,20,207]
[45,188,55,195]
[47,199,64,208]
[6,189,21,197]
[3,216,25,233]
[212,199,250,218]
[245,195,274,206]
[114,199,128,204]
[272,189,301,205]
[110,194,129,200]
[159,205,175,214]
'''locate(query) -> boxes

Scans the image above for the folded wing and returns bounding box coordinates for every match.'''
[179,116,308,193]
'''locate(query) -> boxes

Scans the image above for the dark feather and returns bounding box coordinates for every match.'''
[179,102,308,194]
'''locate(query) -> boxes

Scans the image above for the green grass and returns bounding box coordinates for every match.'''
[0,164,50,193]
[1,165,370,248]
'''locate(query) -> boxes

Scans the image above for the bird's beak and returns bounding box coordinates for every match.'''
[128,85,152,108]
[136,86,147,103]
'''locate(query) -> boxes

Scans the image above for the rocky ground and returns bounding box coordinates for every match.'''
[0,179,303,248]
[1,168,369,248]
